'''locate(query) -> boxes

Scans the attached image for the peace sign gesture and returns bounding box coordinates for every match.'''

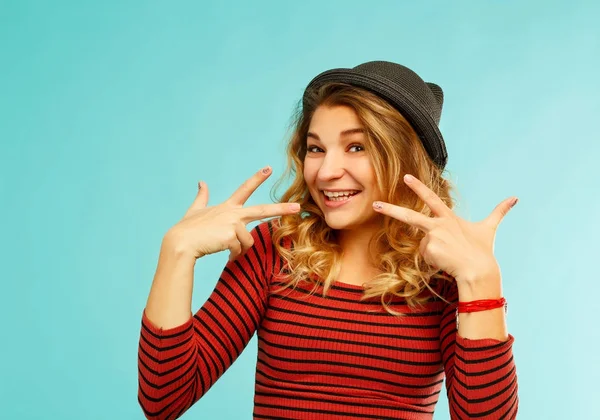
[165,166,301,261]
[373,174,518,297]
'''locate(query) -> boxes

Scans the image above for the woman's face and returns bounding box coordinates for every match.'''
[303,105,383,231]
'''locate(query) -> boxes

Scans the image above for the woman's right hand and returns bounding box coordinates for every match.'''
[163,166,301,261]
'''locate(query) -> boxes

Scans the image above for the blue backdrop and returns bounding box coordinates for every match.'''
[1,1,598,418]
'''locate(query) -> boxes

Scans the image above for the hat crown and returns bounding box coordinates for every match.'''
[353,61,443,124]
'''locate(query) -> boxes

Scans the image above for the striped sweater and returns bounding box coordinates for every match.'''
[138,220,518,419]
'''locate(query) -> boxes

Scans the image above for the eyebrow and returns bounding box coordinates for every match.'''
[306,128,365,141]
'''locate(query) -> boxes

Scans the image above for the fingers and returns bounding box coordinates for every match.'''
[227,237,242,262]
[236,223,255,254]
[228,166,272,206]
[229,223,254,262]
[373,201,434,232]
[403,174,450,217]
[196,181,209,208]
[484,197,518,229]
[184,181,210,218]
[240,202,301,224]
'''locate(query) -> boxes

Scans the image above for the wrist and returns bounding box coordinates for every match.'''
[161,234,199,264]
[456,266,503,301]
[457,283,503,301]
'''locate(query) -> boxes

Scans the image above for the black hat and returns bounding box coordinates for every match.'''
[302,61,448,169]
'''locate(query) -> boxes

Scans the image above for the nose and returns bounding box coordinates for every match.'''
[317,150,346,181]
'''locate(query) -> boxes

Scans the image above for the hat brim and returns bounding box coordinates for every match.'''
[303,68,448,169]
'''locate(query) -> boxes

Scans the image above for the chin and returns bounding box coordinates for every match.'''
[322,209,383,231]
[323,214,364,231]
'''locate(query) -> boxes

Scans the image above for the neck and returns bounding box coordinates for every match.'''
[335,225,384,283]
[337,223,381,263]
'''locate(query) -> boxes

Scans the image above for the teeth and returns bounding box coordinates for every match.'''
[323,190,359,198]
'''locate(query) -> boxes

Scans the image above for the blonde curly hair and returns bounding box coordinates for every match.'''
[271,82,456,313]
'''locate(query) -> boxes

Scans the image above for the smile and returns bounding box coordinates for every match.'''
[322,190,361,208]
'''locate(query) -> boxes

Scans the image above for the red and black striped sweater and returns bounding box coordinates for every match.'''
[138,220,518,419]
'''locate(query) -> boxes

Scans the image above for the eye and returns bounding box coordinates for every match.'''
[306,145,323,153]
[349,144,365,152]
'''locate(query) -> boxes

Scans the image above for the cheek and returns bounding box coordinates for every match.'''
[355,161,377,183]
[362,167,381,198]
[303,162,317,183]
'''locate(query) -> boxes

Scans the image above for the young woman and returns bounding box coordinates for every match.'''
[138,61,519,419]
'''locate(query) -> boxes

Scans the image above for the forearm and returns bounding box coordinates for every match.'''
[446,333,518,418]
[442,275,518,418]
[457,307,507,341]
[144,234,197,329]
[456,268,508,341]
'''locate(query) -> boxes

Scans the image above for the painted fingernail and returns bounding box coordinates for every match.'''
[373,201,383,210]
[404,174,415,183]
[262,166,271,174]
[510,197,519,208]
[198,181,202,190]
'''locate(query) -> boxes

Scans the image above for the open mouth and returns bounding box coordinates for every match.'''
[322,190,361,202]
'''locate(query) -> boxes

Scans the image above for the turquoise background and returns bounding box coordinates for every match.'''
[1,0,598,418]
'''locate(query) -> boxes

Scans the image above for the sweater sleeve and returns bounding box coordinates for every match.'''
[137,221,276,419]
[439,281,519,420]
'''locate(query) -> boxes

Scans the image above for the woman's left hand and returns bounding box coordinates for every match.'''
[372,174,518,299]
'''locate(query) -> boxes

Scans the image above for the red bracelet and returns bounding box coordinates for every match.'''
[457,297,507,313]
[455,298,507,329]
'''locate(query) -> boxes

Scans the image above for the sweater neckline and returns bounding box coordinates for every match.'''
[330,281,366,293]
